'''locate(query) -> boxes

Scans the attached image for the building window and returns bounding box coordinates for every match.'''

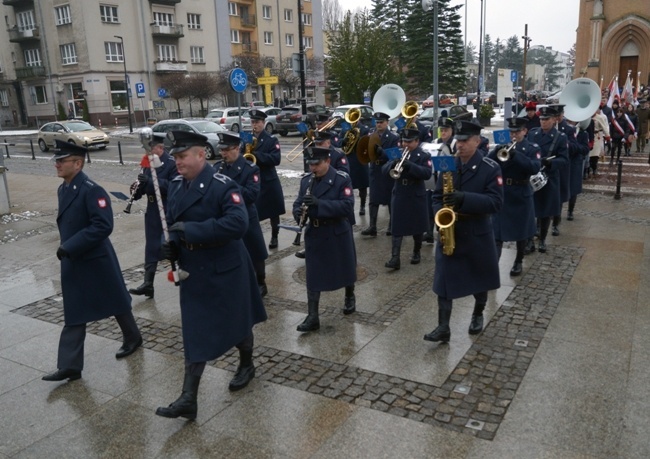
[157,44,177,61]
[284,9,292,22]
[0,89,8,107]
[285,33,294,46]
[230,29,240,43]
[55,5,71,25]
[100,5,119,23]
[33,86,47,104]
[262,5,271,19]
[263,31,273,45]
[17,10,36,31]
[187,13,201,29]
[24,48,41,67]
[302,36,313,49]
[60,43,77,65]
[228,2,238,16]
[104,41,123,62]
[302,13,312,26]
[190,46,204,64]
[153,12,174,26]
[109,80,127,112]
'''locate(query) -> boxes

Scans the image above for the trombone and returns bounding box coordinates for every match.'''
[285,117,341,162]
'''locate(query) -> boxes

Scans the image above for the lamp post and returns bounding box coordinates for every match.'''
[114,35,133,133]
[422,0,439,120]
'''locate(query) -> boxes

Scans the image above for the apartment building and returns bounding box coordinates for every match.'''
[0,0,323,127]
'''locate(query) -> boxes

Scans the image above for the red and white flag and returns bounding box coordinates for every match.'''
[606,76,619,109]
[621,73,635,106]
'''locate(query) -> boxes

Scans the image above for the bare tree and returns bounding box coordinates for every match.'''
[323,0,345,31]
[185,73,220,115]
[160,73,190,114]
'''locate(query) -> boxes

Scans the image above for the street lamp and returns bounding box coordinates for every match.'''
[114,35,133,133]
[422,0,439,120]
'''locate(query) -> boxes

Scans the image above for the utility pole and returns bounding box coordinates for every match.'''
[297,0,307,118]
[522,24,531,97]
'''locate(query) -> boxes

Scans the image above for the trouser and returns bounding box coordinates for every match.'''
[538,217,551,241]
[437,291,488,323]
[588,156,599,175]
[637,135,647,151]
[270,216,279,238]
[57,312,140,371]
[495,240,526,262]
[568,195,577,214]
[611,139,623,161]
[358,188,367,208]
[253,259,266,285]
[184,332,254,377]
[553,204,563,227]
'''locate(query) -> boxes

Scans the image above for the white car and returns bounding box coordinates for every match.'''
[205,107,248,132]
[241,107,283,134]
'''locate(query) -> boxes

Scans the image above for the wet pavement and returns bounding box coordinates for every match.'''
[1,153,650,458]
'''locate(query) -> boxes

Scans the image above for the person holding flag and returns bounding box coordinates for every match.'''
[610,107,632,164]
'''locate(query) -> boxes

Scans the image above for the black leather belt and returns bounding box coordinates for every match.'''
[180,239,227,250]
[401,179,416,186]
[374,160,386,165]
[456,213,487,221]
[148,195,155,202]
[505,178,529,186]
[310,218,342,227]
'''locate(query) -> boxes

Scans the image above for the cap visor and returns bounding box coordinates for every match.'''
[50,153,71,160]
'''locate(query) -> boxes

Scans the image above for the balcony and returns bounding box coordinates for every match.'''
[240,14,256,27]
[15,66,46,79]
[2,0,33,5]
[8,26,40,43]
[148,0,180,5]
[151,23,184,38]
[154,60,187,73]
[241,42,258,54]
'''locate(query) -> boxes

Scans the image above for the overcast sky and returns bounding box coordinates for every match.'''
[347,0,580,54]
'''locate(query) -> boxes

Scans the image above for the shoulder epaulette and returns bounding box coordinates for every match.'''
[213,172,231,183]
[482,157,498,168]
[83,180,95,187]
[300,172,312,179]
[336,170,350,178]
[172,175,183,182]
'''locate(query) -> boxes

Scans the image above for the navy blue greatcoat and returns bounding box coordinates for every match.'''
[329,145,350,174]
[344,122,370,189]
[166,164,267,363]
[369,129,399,205]
[569,128,589,198]
[214,155,268,263]
[293,167,357,292]
[527,127,569,218]
[57,171,132,325]
[251,130,285,221]
[557,119,577,203]
[382,145,432,236]
[133,151,178,263]
[432,154,503,299]
[487,139,541,241]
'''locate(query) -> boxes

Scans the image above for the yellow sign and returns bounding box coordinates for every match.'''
[257,76,279,85]
[258,68,278,105]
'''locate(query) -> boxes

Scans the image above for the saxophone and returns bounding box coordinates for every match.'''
[434,172,457,256]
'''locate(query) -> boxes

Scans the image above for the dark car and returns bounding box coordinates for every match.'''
[275,103,329,136]
[419,105,473,129]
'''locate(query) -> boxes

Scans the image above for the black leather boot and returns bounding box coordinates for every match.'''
[524,239,535,255]
[423,307,451,343]
[510,261,523,276]
[359,190,366,216]
[361,204,378,236]
[155,373,201,420]
[410,235,422,264]
[229,349,255,391]
[297,290,320,332]
[129,263,156,298]
[385,236,401,270]
[468,302,485,335]
[343,285,356,315]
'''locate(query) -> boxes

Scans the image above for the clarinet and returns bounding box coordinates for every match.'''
[124,172,144,214]
[293,174,315,246]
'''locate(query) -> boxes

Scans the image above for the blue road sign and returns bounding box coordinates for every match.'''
[510,70,518,83]
[158,88,167,98]
[135,82,145,98]
[229,68,248,93]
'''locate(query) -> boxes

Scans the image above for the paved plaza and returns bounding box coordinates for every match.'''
[1,156,650,458]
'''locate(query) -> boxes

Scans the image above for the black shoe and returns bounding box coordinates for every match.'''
[385,256,400,270]
[410,252,421,264]
[385,230,392,236]
[128,284,154,298]
[155,374,200,420]
[361,227,377,237]
[268,237,278,249]
[359,207,365,216]
[552,226,559,236]
[423,326,451,343]
[510,261,523,276]
[228,364,255,391]
[468,314,484,335]
[295,249,305,259]
[259,283,268,298]
[296,315,320,332]
[538,240,547,253]
[116,336,143,359]
[42,369,81,382]
[524,241,536,255]
[567,212,574,221]
[343,295,356,315]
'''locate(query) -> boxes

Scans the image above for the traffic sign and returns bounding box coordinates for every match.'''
[510,70,518,83]
[135,82,145,98]
[257,76,279,85]
[230,68,248,93]
[158,88,167,98]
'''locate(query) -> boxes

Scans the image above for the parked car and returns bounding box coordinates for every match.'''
[330,104,374,120]
[275,103,329,136]
[205,107,248,132]
[151,118,226,160]
[37,120,109,151]
[418,105,473,129]
[241,107,283,134]
[422,94,456,109]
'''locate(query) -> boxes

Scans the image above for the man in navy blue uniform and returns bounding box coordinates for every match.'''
[342,114,370,216]
[43,141,142,382]
[564,119,590,221]
[292,147,357,332]
[382,127,432,269]
[129,133,178,298]
[425,121,503,343]
[527,106,569,253]
[549,104,574,236]
[156,131,267,420]
[488,117,541,276]
[249,109,285,249]
[362,111,399,237]
[214,131,269,297]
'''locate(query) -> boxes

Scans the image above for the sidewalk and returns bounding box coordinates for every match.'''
[1,170,649,458]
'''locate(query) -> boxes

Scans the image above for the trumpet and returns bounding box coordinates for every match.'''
[389,146,411,179]
[495,141,517,162]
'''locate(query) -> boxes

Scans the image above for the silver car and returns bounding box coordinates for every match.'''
[241,107,283,134]
[151,118,226,160]
[205,107,248,133]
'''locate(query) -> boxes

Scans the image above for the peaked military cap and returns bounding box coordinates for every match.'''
[51,140,88,160]
[313,130,333,143]
[217,131,241,149]
[537,105,558,119]
[506,117,528,130]
[149,132,166,147]
[400,127,420,141]
[315,113,331,123]
[438,117,454,128]
[248,109,267,121]
[373,112,390,121]
[167,130,208,155]
[547,104,565,114]
[303,146,330,164]
[454,120,482,140]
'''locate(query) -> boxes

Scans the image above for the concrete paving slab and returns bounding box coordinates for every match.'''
[0,310,59,351]
[0,357,43,397]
